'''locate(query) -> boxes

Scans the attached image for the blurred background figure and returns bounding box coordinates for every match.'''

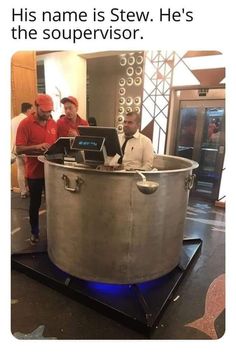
[208,118,217,140]
[209,120,221,144]
[88,116,97,126]
[11,102,33,198]
[179,116,196,147]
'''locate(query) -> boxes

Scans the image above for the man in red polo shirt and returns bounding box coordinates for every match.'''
[57,96,88,137]
[16,94,57,244]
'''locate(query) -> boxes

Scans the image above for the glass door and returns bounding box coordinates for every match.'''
[176,100,225,200]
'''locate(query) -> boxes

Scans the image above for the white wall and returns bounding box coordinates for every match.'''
[37,51,86,120]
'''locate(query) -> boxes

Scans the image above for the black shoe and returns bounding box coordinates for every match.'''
[30,234,39,245]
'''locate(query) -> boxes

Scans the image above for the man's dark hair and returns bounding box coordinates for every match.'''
[126,112,140,124]
[21,102,33,113]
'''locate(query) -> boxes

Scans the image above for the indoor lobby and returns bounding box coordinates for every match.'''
[11,50,225,339]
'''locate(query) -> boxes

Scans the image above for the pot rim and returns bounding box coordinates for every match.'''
[39,154,199,175]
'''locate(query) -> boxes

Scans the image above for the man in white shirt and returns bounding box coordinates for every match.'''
[11,102,33,198]
[119,112,154,170]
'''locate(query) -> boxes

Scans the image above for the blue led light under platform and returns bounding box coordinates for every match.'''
[85,274,168,294]
[11,238,202,333]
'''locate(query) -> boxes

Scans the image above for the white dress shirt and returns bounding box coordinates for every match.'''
[119,130,154,170]
[11,113,27,152]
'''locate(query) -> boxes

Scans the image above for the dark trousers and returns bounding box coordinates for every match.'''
[27,178,45,235]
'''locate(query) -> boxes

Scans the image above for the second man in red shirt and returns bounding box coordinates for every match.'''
[57,96,88,137]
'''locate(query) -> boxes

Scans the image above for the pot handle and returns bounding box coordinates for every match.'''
[185,174,196,190]
[62,174,84,193]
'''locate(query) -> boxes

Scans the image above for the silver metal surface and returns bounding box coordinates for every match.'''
[42,155,198,284]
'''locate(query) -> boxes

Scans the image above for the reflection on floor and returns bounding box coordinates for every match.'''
[11,192,225,339]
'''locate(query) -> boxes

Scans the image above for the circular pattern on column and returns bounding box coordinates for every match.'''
[134,77,142,86]
[119,87,126,96]
[117,115,124,123]
[119,97,125,105]
[126,107,132,113]
[120,57,127,66]
[128,56,135,65]
[135,66,143,75]
[118,107,125,114]
[127,77,134,86]
[126,67,134,76]
[136,55,144,65]
[119,78,126,86]
[134,107,140,113]
[117,124,123,133]
[126,97,133,106]
[134,96,141,105]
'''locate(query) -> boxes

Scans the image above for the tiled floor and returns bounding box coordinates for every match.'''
[11,192,225,339]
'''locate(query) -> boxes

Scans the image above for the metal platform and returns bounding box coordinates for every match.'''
[11,238,202,335]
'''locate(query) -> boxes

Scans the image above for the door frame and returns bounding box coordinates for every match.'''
[177,100,225,200]
[166,85,225,200]
[166,84,225,155]
[177,99,225,159]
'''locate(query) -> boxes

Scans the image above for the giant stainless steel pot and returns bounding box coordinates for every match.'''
[42,155,198,284]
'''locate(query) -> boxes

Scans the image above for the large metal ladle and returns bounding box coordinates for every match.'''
[136,171,159,194]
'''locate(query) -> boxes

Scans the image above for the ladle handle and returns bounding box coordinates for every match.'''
[136,171,147,182]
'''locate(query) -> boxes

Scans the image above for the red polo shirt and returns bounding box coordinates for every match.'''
[16,113,57,179]
[57,114,88,137]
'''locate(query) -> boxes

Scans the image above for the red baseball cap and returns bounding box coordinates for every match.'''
[35,94,54,111]
[61,96,78,106]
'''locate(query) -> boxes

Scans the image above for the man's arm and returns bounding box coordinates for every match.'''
[141,138,154,170]
[16,143,50,155]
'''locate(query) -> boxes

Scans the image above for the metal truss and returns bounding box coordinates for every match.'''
[141,51,176,153]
